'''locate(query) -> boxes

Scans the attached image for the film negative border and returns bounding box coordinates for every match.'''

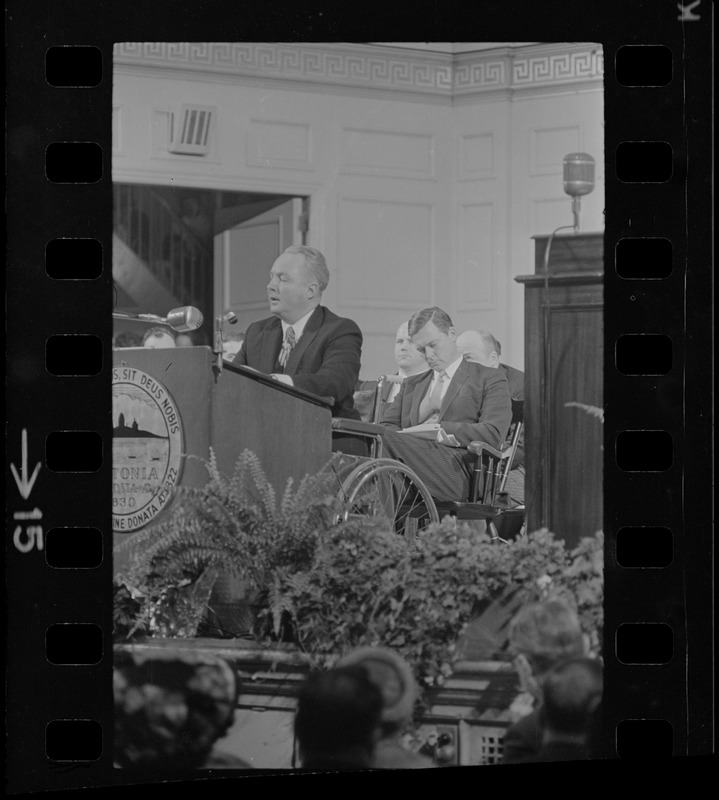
[604,25,713,762]
[5,1,714,792]
[6,14,114,792]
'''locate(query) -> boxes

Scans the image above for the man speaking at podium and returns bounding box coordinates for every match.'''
[234,245,364,437]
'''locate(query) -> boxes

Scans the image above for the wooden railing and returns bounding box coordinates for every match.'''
[113,183,211,311]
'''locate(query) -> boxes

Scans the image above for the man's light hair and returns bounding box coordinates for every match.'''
[408,307,454,337]
[508,599,586,678]
[458,329,502,359]
[284,245,330,292]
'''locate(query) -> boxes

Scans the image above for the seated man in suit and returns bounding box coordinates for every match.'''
[456,329,525,505]
[379,307,512,503]
[233,245,364,453]
[354,319,429,422]
[456,329,524,402]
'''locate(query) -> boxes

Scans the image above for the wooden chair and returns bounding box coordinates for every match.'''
[434,400,525,542]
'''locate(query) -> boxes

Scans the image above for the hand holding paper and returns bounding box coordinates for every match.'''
[437,427,461,447]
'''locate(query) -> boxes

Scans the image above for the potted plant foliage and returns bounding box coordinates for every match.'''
[113,449,604,695]
[113,448,342,641]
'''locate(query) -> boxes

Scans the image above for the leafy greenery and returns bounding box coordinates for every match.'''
[564,401,604,424]
[113,563,219,640]
[113,448,342,639]
[260,519,603,688]
[113,451,603,690]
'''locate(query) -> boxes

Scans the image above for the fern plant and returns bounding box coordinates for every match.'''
[564,401,604,424]
[114,449,344,639]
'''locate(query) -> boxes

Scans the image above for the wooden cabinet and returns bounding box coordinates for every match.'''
[515,232,603,548]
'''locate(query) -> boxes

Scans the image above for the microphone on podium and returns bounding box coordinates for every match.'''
[220,311,238,325]
[112,306,204,332]
[563,153,595,232]
[163,306,204,332]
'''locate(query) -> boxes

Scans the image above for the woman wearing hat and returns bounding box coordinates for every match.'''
[337,647,436,769]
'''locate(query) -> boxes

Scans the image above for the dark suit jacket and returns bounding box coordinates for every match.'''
[501,363,525,468]
[380,360,512,449]
[353,377,394,423]
[354,373,429,423]
[501,708,543,764]
[502,707,591,763]
[502,363,524,401]
[233,305,362,419]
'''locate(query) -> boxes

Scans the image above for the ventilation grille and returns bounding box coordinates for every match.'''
[168,105,215,155]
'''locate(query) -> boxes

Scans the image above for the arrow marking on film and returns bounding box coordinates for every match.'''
[10,429,42,500]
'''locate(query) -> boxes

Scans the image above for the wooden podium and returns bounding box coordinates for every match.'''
[112,347,332,562]
[515,232,603,547]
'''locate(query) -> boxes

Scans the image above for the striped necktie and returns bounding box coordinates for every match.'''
[278,326,296,370]
[419,370,447,423]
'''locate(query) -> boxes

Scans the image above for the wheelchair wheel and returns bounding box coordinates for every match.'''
[334,457,439,534]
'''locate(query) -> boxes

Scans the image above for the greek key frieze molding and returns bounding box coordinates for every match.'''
[513,48,604,86]
[115,42,453,94]
[453,59,508,93]
[114,42,603,97]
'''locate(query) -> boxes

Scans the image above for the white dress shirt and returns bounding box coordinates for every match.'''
[273,308,317,385]
[280,307,315,343]
[427,355,463,404]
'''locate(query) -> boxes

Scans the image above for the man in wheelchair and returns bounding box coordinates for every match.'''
[378,306,512,504]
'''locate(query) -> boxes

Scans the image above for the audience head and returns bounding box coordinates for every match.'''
[113,650,239,769]
[539,656,603,745]
[222,330,245,358]
[456,329,501,368]
[294,664,383,769]
[408,307,460,373]
[508,599,586,700]
[141,327,176,349]
[114,330,143,348]
[268,245,328,324]
[336,647,418,738]
[394,320,428,376]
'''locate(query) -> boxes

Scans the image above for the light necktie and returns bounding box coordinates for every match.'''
[419,370,447,423]
[278,326,296,370]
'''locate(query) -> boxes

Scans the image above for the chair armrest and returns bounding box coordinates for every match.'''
[467,441,504,459]
[331,418,385,436]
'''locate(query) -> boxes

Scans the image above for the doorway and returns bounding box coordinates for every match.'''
[112,183,307,346]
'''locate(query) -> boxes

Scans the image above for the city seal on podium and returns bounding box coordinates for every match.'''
[112,366,184,533]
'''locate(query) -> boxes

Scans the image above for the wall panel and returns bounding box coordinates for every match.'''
[340,128,435,179]
[336,198,434,310]
[246,120,313,170]
[458,133,495,180]
[530,125,580,175]
[457,202,495,310]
